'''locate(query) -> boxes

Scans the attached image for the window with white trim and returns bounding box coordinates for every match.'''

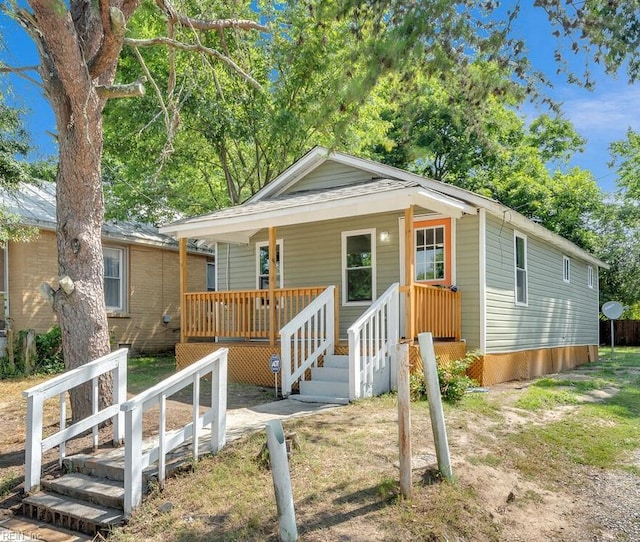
[103,246,127,312]
[206,258,216,291]
[342,229,376,305]
[587,265,594,289]
[563,256,571,283]
[514,233,527,305]
[256,240,282,289]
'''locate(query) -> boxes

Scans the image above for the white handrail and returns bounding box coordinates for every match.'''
[23,349,128,494]
[280,286,335,397]
[347,283,399,400]
[120,348,228,518]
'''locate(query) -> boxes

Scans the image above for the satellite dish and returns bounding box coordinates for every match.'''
[602,301,624,320]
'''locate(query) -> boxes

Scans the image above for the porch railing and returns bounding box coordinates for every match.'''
[23,349,128,494]
[183,287,326,339]
[411,283,461,340]
[347,283,400,400]
[120,348,228,518]
[280,286,335,396]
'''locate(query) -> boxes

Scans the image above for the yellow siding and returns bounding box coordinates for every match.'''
[8,230,208,353]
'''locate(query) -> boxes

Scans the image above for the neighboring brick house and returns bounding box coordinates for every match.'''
[0,182,215,354]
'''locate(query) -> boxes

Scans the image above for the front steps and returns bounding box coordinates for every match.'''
[293,354,350,404]
[21,459,127,537]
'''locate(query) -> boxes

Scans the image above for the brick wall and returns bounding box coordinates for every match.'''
[8,229,209,354]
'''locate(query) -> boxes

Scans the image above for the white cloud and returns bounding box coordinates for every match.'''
[561,86,640,136]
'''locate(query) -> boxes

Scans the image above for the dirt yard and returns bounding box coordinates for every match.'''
[1,365,639,541]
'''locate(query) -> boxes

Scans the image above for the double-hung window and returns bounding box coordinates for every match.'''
[256,240,282,290]
[206,258,216,291]
[103,246,126,312]
[514,233,527,306]
[342,229,376,305]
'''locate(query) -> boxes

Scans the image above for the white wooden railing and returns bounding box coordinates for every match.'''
[347,283,400,400]
[23,349,128,494]
[280,286,335,397]
[120,348,228,518]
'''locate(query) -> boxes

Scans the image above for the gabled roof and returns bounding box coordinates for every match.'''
[0,181,212,254]
[160,147,608,268]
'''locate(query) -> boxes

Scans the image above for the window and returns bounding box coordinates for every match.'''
[342,229,376,305]
[563,256,571,283]
[514,233,527,305]
[206,258,216,291]
[587,265,594,289]
[414,218,451,286]
[103,246,126,312]
[256,240,283,289]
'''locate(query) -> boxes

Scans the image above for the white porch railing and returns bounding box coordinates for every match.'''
[23,349,128,494]
[120,348,228,518]
[347,283,400,400]
[280,286,335,397]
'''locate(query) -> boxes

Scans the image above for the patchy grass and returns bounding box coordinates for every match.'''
[127,355,177,394]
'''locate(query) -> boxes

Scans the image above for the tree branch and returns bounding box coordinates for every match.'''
[88,5,127,79]
[95,77,146,99]
[154,0,268,33]
[123,36,261,89]
[0,64,43,88]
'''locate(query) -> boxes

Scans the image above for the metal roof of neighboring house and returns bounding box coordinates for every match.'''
[0,181,213,254]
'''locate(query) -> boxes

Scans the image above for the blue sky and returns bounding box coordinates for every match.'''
[0,5,637,194]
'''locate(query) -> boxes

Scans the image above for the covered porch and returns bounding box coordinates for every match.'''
[174,206,466,392]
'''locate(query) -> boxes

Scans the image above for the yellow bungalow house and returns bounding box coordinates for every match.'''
[160,147,608,401]
[0,182,214,357]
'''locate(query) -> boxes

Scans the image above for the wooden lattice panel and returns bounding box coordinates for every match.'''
[177,342,280,387]
[408,341,468,374]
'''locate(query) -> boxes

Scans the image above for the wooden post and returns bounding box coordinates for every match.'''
[418,332,453,481]
[179,238,187,344]
[397,342,412,499]
[269,227,277,346]
[333,284,340,347]
[404,206,415,340]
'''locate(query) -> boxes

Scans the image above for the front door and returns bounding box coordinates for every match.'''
[413,217,452,287]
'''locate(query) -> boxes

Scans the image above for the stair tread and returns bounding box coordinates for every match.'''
[0,517,93,541]
[23,492,124,526]
[44,473,124,496]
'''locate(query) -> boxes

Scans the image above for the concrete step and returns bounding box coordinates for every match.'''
[63,453,124,482]
[0,516,94,541]
[22,492,123,536]
[322,354,348,369]
[311,366,348,382]
[42,473,124,511]
[290,394,349,405]
[300,379,349,399]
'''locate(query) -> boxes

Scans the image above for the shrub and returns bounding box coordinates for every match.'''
[412,351,480,404]
[0,326,64,377]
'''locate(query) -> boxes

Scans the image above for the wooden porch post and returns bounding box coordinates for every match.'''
[404,206,415,340]
[269,226,277,346]
[179,238,187,344]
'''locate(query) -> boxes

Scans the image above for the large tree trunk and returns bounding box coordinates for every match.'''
[28,0,125,422]
[53,90,112,421]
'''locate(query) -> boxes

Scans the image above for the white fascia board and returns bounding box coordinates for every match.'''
[161,187,472,241]
[247,147,330,202]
